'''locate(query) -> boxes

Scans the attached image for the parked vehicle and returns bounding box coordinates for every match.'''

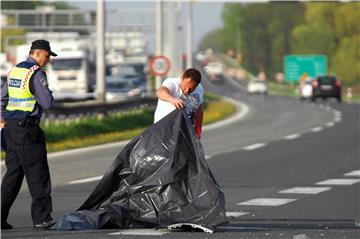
[195,51,208,65]
[47,41,95,100]
[311,75,341,102]
[105,76,142,101]
[247,79,268,95]
[203,62,224,76]
[299,78,313,100]
[107,63,146,91]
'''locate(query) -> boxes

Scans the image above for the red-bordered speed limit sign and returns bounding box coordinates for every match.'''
[149,55,171,77]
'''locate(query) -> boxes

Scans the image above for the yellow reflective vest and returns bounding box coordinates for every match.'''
[6,63,40,113]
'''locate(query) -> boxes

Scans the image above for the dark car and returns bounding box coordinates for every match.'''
[311,75,341,102]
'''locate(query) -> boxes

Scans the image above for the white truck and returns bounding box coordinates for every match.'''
[46,41,95,101]
[8,32,95,101]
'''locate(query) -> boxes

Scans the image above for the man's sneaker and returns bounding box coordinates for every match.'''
[1,222,13,230]
[33,220,55,229]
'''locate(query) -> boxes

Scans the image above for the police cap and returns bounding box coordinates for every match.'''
[31,39,57,56]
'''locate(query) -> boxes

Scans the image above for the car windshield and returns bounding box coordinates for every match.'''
[51,58,82,71]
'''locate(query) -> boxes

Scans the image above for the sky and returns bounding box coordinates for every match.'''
[55,0,224,52]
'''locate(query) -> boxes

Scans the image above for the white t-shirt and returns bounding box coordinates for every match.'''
[154,77,204,123]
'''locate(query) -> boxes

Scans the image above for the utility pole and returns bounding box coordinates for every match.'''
[155,0,163,90]
[186,1,193,69]
[96,0,105,102]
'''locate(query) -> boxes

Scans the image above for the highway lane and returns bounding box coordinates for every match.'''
[2,72,359,238]
[1,69,335,186]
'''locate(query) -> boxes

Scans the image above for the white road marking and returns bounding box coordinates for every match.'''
[205,155,211,160]
[217,225,268,230]
[68,176,103,184]
[236,198,296,206]
[344,170,360,177]
[278,187,331,194]
[226,211,249,217]
[108,229,168,236]
[284,134,300,140]
[316,179,360,185]
[311,127,323,132]
[48,140,130,159]
[326,122,335,127]
[334,111,342,116]
[334,117,341,122]
[243,143,266,151]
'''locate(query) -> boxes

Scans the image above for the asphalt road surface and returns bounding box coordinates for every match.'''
[2,68,359,238]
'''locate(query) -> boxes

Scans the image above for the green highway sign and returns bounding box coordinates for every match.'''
[284,55,327,82]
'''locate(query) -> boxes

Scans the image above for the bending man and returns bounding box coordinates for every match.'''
[154,68,204,138]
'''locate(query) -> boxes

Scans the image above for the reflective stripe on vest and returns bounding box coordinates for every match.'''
[6,64,39,112]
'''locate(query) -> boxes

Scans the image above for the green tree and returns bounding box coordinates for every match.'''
[220,2,305,78]
[198,29,222,52]
[292,2,360,86]
[292,24,335,56]
[332,35,360,86]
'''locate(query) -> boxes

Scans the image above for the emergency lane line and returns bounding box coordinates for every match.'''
[311,127,323,132]
[203,98,249,131]
[68,176,103,184]
[242,143,266,151]
[49,140,130,159]
[283,134,300,140]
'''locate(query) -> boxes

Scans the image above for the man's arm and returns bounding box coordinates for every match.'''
[194,104,204,139]
[156,86,184,109]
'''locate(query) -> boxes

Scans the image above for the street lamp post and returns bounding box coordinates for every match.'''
[155,0,163,90]
[96,0,105,102]
[186,1,193,69]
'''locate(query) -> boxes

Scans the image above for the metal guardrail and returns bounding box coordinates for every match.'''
[44,96,157,122]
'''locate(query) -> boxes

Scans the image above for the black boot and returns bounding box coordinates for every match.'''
[1,221,13,230]
[34,220,55,229]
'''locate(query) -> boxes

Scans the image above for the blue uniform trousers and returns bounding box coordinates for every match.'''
[1,119,53,225]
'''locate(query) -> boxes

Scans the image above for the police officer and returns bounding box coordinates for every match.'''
[1,39,56,229]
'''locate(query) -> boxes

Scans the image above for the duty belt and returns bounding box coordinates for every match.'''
[16,118,40,128]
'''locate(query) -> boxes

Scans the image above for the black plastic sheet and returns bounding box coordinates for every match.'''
[53,109,227,231]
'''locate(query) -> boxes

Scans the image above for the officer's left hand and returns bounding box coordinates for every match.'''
[0,119,5,128]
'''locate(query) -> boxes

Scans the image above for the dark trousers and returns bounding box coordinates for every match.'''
[1,119,52,225]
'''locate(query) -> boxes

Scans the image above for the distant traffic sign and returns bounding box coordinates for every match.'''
[284,55,327,82]
[149,55,171,77]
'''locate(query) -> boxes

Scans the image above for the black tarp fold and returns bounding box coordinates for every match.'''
[52,109,227,231]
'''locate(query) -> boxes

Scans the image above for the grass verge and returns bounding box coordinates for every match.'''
[1,93,236,158]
